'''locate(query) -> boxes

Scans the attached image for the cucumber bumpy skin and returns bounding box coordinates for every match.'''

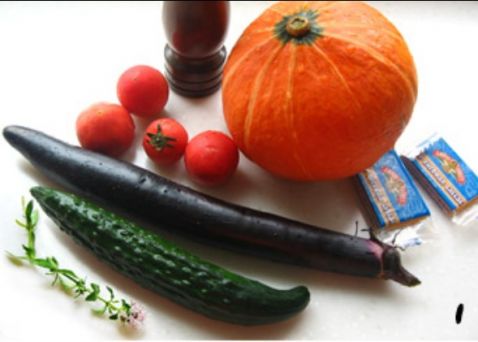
[30,186,310,326]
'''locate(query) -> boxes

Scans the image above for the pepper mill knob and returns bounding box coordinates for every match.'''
[162,1,230,97]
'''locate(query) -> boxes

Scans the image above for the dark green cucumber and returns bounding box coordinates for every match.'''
[30,186,310,326]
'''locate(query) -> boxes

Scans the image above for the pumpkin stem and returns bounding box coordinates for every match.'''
[286,15,311,38]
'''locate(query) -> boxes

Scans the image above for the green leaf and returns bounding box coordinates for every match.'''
[77,279,88,293]
[107,305,115,314]
[59,277,74,293]
[22,245,35,260]
[15,219,27,228]
[121,299,131,312]
[31,210,39,227]
[91,308,105,316]
[85,282,100,301]
[49,257,59,268]
[25,201,34,221]
[91,283,100,294]
[58,269,77,279]
[6,251,24,266]
[51,273,60,286]
[33,257,55,269]
[106,286,115,300]
[109,313,119,320]
[85,291,98,302]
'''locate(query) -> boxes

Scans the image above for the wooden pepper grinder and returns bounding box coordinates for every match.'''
[162,1,230,97]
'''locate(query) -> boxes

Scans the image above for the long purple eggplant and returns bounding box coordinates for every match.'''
[3,125,420,286]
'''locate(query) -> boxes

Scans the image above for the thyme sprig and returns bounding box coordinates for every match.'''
[7,198,145,328]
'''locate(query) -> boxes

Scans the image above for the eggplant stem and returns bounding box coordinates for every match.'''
[389,264,421,287]
[381,245,421,287]
[365,227,421,286]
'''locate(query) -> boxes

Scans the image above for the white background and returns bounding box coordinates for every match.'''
[1,1,478,339]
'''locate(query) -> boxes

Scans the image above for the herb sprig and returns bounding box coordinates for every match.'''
[7,198,145,328]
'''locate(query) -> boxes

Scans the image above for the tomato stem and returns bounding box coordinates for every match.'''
[147,124,176,150]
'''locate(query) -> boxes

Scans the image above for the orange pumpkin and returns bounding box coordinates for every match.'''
[222,1,417,181]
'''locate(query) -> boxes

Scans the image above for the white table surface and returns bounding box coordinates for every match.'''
[1,1,478,340]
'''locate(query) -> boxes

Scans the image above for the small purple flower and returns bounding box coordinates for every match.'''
[122,302,146,329]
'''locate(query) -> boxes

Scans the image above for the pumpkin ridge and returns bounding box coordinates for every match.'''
[268,2,337,17]
[285,43,312,179]
[252,27,276,34]
[321,23,403,41]
[324,32,417,103]
[223,36,276,90]
[244,44,285,151]
[268,7,288,17]
[310,41,362,112]
[304,1,338,14]
[309,1,353,18]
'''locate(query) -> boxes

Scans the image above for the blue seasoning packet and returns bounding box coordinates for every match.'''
[355,150,431,248]
[402,136,478,225]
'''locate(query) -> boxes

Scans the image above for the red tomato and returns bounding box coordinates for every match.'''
[117,65,169,117]
[184,131,239,186]
[143,118,188,166]
[76,103,135,157]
